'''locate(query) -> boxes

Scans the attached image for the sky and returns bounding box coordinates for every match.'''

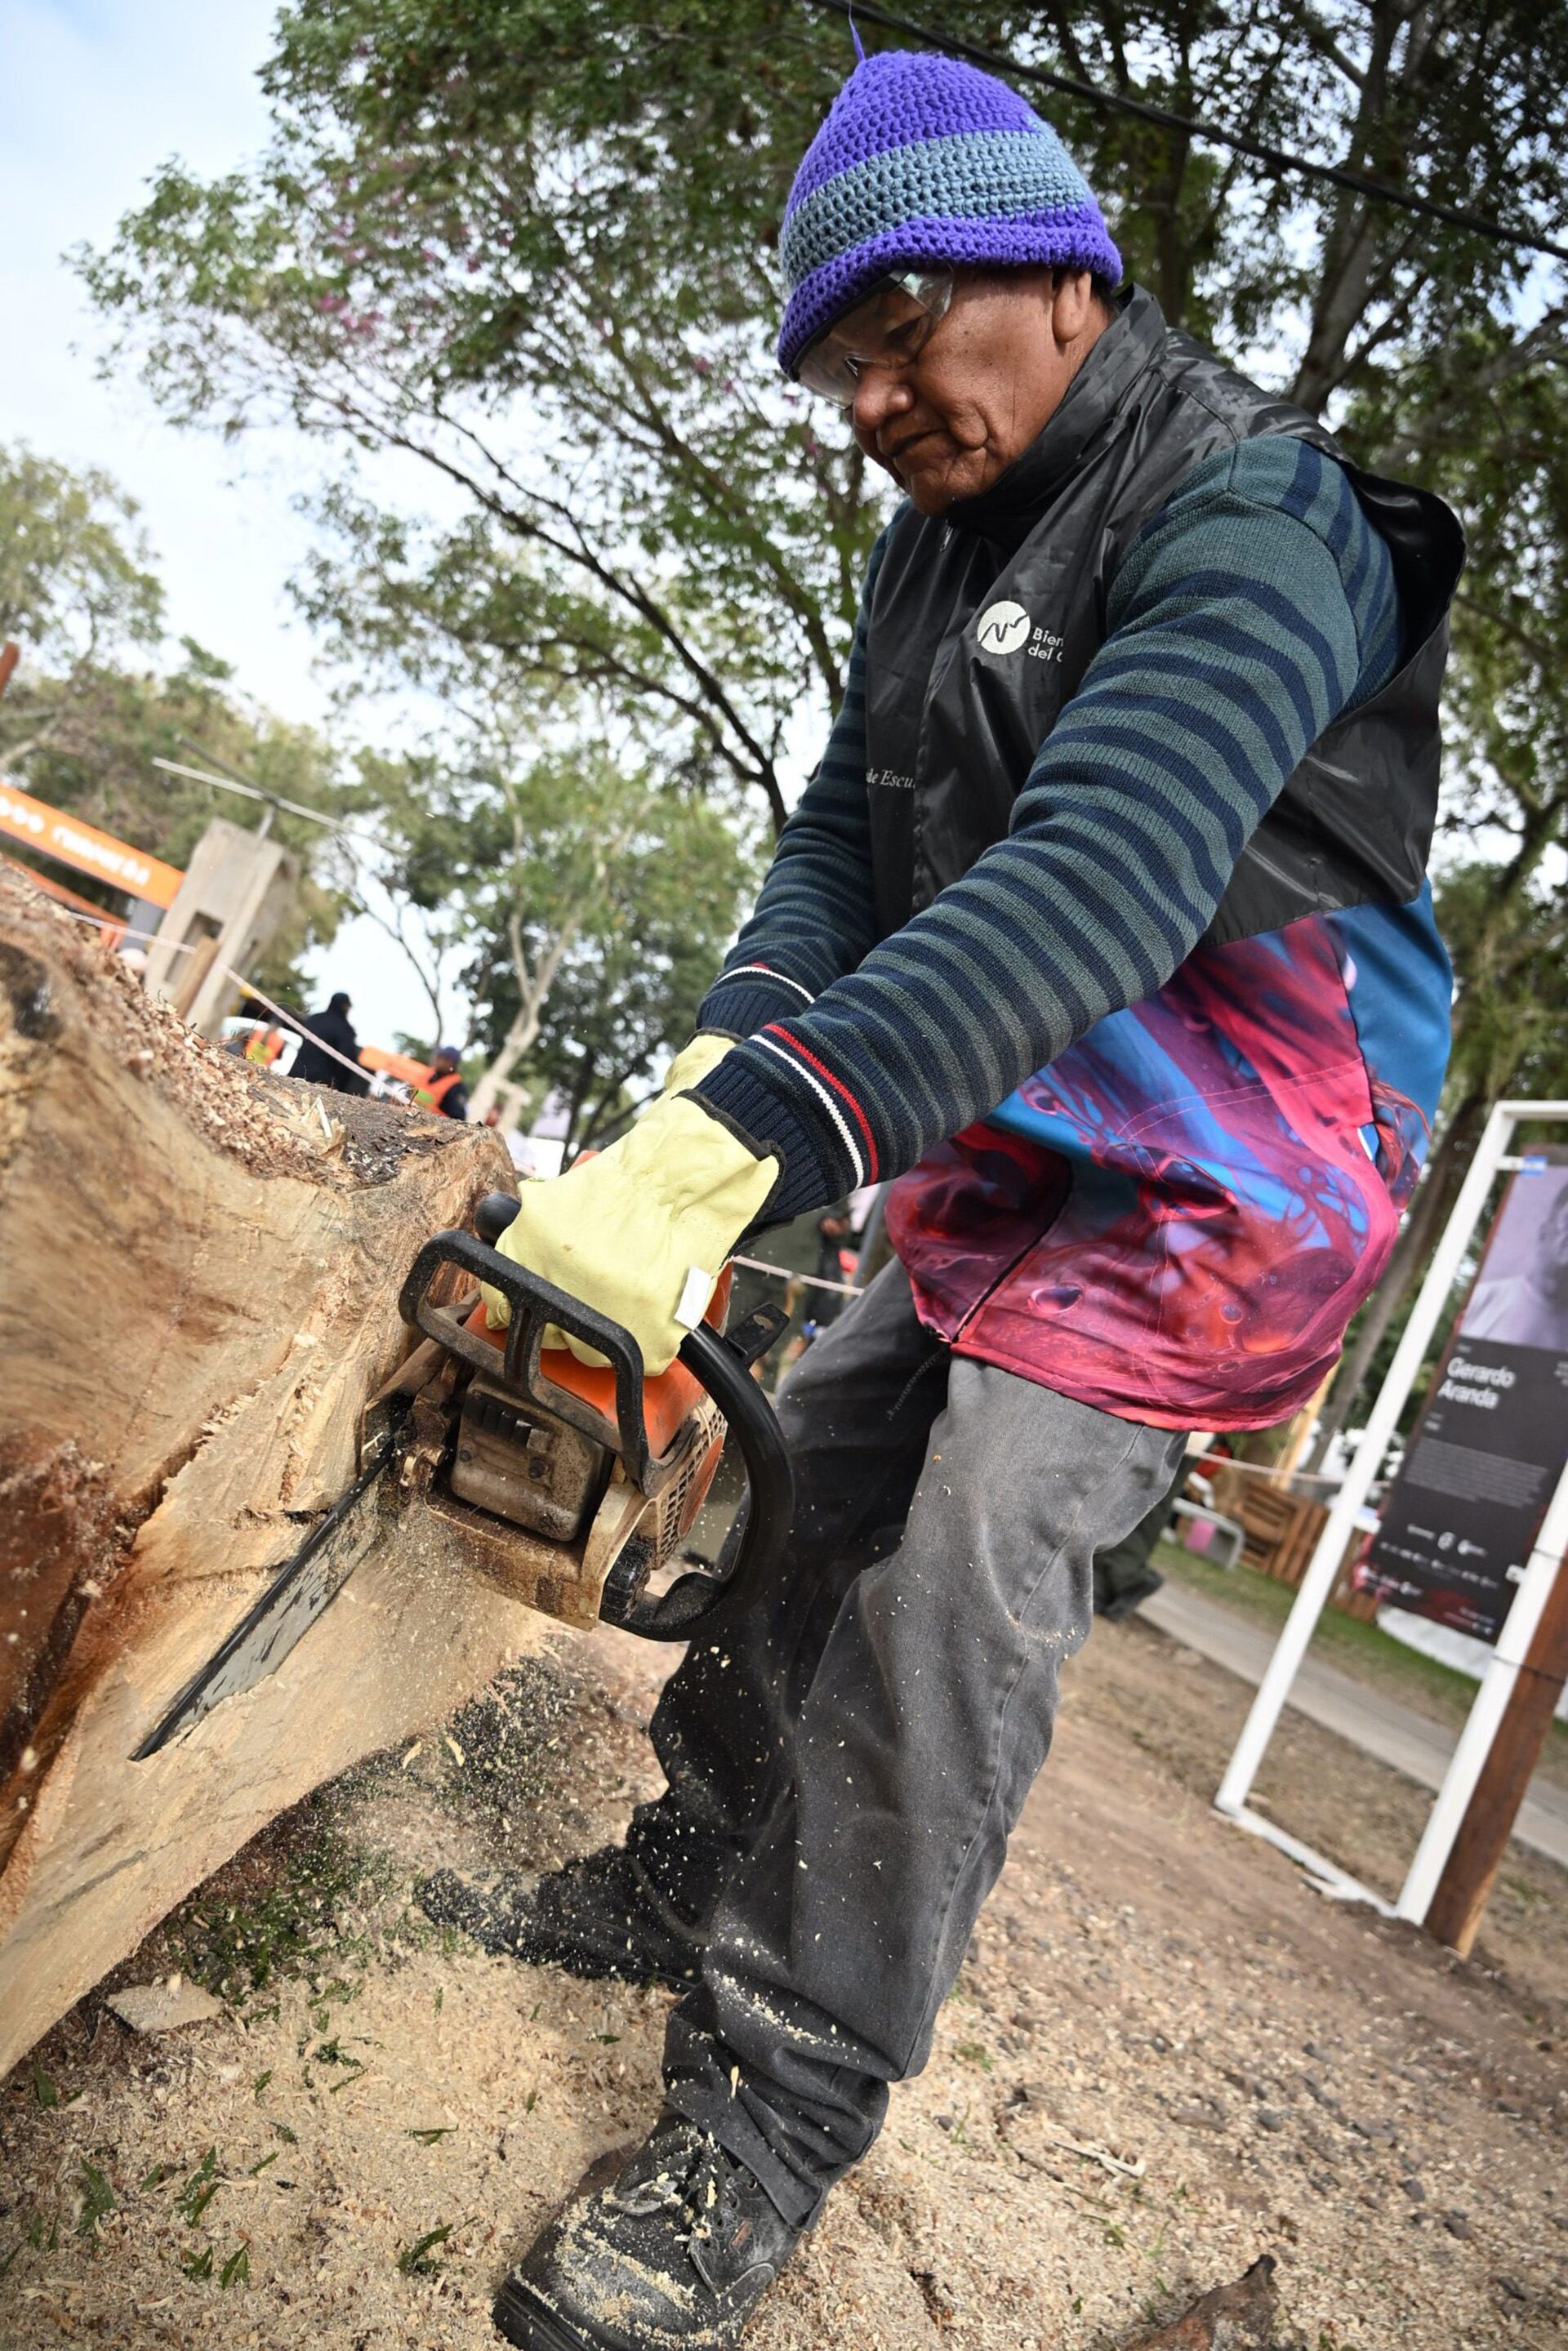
[0,0,459,1040]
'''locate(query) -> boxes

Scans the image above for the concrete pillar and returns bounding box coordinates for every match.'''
[142,819,300,1036]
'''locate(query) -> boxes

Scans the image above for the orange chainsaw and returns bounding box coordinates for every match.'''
[133,1193,791,1757]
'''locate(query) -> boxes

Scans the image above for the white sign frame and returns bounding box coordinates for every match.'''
[1214,1098,1568,1923]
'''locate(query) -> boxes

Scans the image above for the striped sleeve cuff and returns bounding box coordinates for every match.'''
[694,1022,874,1222]
[697,960,818,1042]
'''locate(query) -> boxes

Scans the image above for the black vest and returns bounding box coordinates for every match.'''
[863,287,1464,946]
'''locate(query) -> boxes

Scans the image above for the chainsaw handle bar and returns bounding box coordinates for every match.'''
[624,1318,795,1641]
[398,1209,795,1642]
[400,1223,669,1490]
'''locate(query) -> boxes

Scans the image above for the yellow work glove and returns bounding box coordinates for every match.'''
[483,1089,779,1375]
[660,1031,736,1098]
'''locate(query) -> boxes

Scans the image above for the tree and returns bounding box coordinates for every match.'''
[469,790,758,1152]
[0,443,163,682]
[348,725,757,1125]
[78,2,890,830]
[79,2,1568,795]
[0,439,356,995]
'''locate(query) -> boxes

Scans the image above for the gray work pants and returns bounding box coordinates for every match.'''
[637,1262,1185,2228]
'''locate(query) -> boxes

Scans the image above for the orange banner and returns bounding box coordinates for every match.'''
[358,1044,430,1086]
[0,774,185,909]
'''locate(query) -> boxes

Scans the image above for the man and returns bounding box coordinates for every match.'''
[289,990,369,1095]
[415,1044,470,1120]
[1461,1171,1568,1351]
[422,47,1460,2351]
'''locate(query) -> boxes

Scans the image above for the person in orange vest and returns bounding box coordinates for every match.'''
[243,1025,286,1069]
[414,1044,470,1120]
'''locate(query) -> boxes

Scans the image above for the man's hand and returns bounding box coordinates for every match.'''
[483,1090,779,1374]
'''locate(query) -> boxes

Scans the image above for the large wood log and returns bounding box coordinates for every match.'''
[0,871,554,2073]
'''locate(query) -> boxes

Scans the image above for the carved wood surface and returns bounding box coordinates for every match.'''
[0,874,550,2073]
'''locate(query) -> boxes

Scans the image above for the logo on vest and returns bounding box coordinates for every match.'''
[976,599,1031,656]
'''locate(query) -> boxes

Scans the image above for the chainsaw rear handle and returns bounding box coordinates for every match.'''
[399,1198,794,1641]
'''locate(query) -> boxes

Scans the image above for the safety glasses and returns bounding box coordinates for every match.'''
[795,268,956,406]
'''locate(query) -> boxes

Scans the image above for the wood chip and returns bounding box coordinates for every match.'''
[105,1981,225,2035]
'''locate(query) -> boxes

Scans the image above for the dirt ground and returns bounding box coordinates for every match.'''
[2,1605,1565,2351]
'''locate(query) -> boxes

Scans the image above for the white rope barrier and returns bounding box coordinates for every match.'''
[730,1253,861,1299]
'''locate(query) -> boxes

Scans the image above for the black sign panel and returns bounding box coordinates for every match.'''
[1357,1156,1568,1642]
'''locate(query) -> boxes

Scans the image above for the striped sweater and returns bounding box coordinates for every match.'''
[694,439,1402,1215]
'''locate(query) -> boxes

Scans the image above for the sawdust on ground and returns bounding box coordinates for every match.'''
[1,1607,1563,2351]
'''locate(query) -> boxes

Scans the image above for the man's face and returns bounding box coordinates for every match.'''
[844,266,1106,515]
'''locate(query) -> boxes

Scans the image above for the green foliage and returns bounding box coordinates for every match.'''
[164,1823,393,2002]
[459,769,759,1143]
[74,2161,117,2239]
[0,439,355,997]
[397,2219,460,2276]
[78,1,890,825]
[176,2150,222,2226]
[0,444,161,666]
[80,3,1568,870]
[220,2246,252,2289]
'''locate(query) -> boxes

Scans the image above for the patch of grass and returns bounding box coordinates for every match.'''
[74,2162,116,2239]
[176,2150,221,2226]
[163,1820,399,2004]
[955,2041,992,2071]
[181,2246,214,2281]
[398,2220,458,2276]
[220,2245,251,2289]
[408,2127,453,2144]
[1152,1540,1568,1781]
[31,2064,59,2110]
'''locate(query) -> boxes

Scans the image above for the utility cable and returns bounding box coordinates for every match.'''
[805,0,1568,268]
[152,757,386,850]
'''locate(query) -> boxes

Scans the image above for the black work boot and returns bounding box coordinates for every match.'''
[417,1845,702,1993]
[492,2113,803,2351]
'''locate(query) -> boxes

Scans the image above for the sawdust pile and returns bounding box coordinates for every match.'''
[1,1619,1563,2349]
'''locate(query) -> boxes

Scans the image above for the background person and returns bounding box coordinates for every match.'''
[289,991,370,1096]
[414,1044,470,1120]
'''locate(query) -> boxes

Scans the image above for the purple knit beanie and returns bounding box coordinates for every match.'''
[778,50,1121,378]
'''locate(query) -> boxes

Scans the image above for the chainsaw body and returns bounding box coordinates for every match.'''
[131,1195,792,1758]
[390,1196,792,1641]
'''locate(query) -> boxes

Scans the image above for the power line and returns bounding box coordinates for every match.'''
[806,0,1568,268]
[151,756,385,851]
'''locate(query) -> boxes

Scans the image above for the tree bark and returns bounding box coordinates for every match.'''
[0,870,554,2075]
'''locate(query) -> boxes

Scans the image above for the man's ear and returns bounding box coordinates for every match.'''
[1051,267,1098,346]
